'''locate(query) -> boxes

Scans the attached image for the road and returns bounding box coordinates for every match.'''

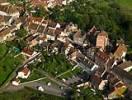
[35,69,71,89]
[1,79,66,97]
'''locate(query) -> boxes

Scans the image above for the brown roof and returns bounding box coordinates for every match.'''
[54,28,62,35]
[70,50,85,60]
[22,47,33,55]
[96,50,109,63]
[31,17,43,23]
[96,31,108,50]
[0,16,5,22]
[90,74,102,88]
[118,61,132,70]
[67,47,76,56]
[0,15,12,24]
[48,20,57,28]
[0,0,7,3]
[39,34,47,40]
[115,82,125,88]
[30,0,63,6]
[98,31,108,37]
[74,31,82,38]
[37,25,45,33]
[46,27,55,36]
[107,73,120,85]
[0,5,18,14]
[30,0,48,6]
[0,26,16,37]
[21,67,30,76]
[114,44,127,59]
[28,22,38,31]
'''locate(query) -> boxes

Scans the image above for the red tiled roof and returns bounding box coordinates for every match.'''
[21,67,30,76]
[90,74,102,87]
[22,47,33,55]
[96,50,109,63]
[96,31,108,50]
[98,31,108,37]
[114,44,127,59]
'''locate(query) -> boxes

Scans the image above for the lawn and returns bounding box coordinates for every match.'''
[58,67,82,79]
[0,87,65,100]
[116,0,132,10]
[36,53,74,76]
[116,0,132,20]
[0,43,8,59]
[0,43,24,86]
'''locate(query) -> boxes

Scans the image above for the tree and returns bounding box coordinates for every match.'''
[15,28,27,38]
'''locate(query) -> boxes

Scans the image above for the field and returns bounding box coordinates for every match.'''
[116,0,132,10]
[35,53,74,76]
[0,43,24,86]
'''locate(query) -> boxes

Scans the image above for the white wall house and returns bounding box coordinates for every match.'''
[17,67,30,79]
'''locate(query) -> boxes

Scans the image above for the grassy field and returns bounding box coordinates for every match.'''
[0,87,65,100]
[36,53,73,76]
[116,0,132,10]
[0,43,24,86]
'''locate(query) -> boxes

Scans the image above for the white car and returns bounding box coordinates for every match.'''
[37,86,44,92]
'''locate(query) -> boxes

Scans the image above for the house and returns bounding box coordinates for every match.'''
[69,50,84,62]
[96,31,108,51]
[65,23,78,33]
[0,26,17,42]
[27,22,38,33]
[22,47,37,57]
[13,18,22,29]
[12,78,20,86]
[0,0,9,4]
[30,38,39,47]
[90,73,102,89]
[95,50,110,66]
[30,0,65,8]
[39,34,47,43]
[73,30,86,45]
[69,49,97,73]
[111,66,132,91]
[98,80,108,90]
[0,25,5,31]
[108,81,127,100]
[64,42,74,55]
[30,0,48,7]
[118,61,132,72]
[45,27,61,41]
[45,27,56,40]
[0,5,19,17]
[17,66,31,79]
[114,44,127,60]
[107,73,120,88]
[0,15,13,26]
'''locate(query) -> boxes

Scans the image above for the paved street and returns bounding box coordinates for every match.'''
[1,81,65,97]
[35,69,71,89]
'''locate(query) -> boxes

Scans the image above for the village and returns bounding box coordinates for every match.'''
[0,0,132,100]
